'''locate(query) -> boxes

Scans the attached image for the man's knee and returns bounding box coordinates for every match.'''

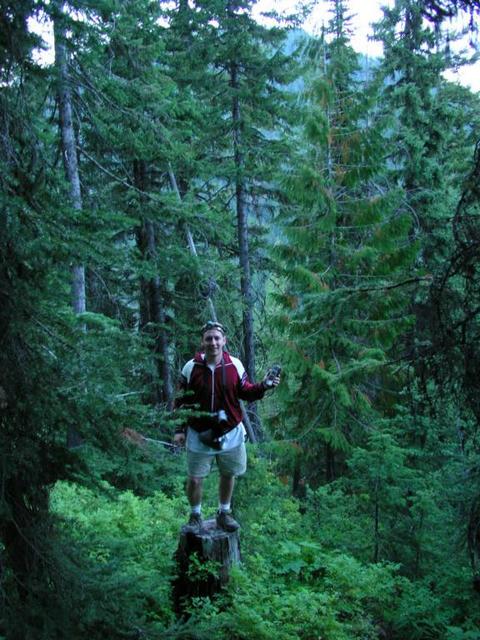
[188,476,203,488]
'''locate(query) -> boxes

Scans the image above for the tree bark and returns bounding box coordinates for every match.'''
[54,6,85,447]
[134,160,173,408]
[373,476,380,563]
[230,65,255,381]
[172,518,241,616]
[325,442,336,482]
[145,218,173,408]
[54,9,86,318]
[230,58,263,440]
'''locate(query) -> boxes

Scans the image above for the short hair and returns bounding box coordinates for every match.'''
[201,320,226,336]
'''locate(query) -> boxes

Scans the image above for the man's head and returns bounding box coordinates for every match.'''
[201,321,226,363]
[201,321,226,337]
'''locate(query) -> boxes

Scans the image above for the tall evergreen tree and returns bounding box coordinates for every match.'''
[56,0,195,408]
[190,0,294,432]
[270,0,416,484]
[375,0,480,430]
[153,0,295,436]
[375,0,480,586]
[0,7,89,634]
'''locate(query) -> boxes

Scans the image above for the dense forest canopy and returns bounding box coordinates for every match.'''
[1,0,480,638]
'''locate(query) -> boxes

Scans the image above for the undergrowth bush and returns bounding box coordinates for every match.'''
[46,447,430,639]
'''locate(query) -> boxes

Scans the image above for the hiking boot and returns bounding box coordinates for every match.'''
[185,512,203,532]
[216,509,240,532]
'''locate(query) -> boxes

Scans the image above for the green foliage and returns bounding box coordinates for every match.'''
[269,4,416,486]
[47,452,410,640]
[2,0,480,638]
[50,480,185,635]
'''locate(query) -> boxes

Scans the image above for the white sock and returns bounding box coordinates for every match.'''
[191,504,202,515]
[219,502,231,512]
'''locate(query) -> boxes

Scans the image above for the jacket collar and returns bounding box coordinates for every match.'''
[193,350,231,366]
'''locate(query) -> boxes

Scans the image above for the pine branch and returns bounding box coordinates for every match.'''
[78,147,150,197]
[345,276,431,295]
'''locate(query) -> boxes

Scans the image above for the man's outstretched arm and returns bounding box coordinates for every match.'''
[233,357,280,402]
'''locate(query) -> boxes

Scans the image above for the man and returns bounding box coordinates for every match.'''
[174,321,280,533]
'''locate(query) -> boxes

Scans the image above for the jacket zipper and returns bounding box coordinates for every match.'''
[211,365,215,412]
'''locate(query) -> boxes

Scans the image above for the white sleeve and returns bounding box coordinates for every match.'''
[230,356,247,386]
[181,359,195,384]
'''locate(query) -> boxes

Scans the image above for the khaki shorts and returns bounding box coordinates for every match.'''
[187,442,247,479]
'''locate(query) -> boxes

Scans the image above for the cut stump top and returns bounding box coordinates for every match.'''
[173,517,242,615]
[180,517,235,539]
[178,518,242,568]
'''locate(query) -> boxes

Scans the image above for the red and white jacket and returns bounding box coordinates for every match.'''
[175,351,265,434]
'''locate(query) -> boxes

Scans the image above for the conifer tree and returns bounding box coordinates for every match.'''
[54,0,199,407]
[420,0,480,24]
[376,0,479,287]
[375,0,458,268]
[0,7,93,633]
[374,0,480,584]
[177,0,292,355]
[151,0,294,436]
[270,0,416,484]
[374,0,480,428]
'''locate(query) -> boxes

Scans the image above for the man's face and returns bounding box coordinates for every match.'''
[201,328,226,359]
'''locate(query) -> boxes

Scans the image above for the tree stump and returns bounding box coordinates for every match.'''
[172,518,241,616]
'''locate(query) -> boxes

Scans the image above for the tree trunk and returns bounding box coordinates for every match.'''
[325,443,336,482]
[134,160,173,408]
[292,446,306,499]
[373,476,380,563]
[54,7,85,448]
[167,165,217,321]
[145,218,173,409]
[54,9,86,318]
[172,518,241,617]
[230,60,263,440]
[231,68,255,380]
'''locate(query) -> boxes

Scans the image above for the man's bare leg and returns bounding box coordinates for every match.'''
[185,476,204,530]
[187,476,204,507]
[219,474,235,506]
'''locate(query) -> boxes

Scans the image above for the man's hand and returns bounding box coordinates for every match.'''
[262,371,281,389]
[173,432,186,447]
